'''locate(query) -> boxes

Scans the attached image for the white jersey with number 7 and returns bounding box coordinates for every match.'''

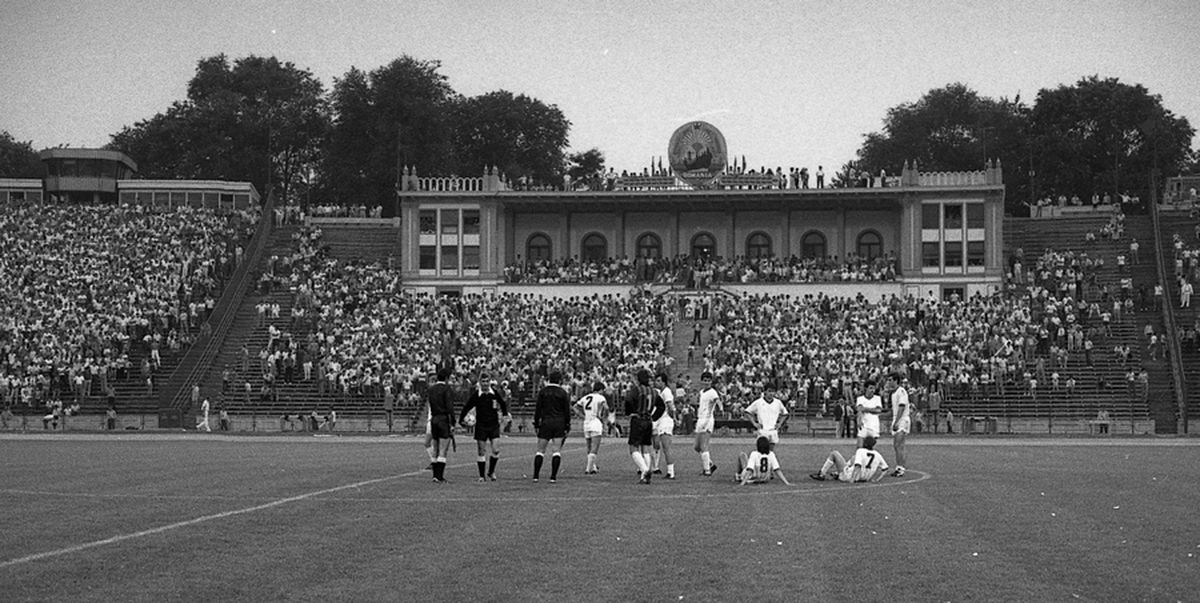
[841,448,888,482]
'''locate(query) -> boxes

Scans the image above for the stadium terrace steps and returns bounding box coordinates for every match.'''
[1159,213,1200,426]
[314,224,401,263]
[995,216,1158,427]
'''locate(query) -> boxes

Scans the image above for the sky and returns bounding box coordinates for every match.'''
[2,0,1198,174]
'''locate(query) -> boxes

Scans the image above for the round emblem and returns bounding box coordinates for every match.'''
[668,121,727,187]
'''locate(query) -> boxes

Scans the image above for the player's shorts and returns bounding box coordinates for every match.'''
[536,417,567,440]
[858,426,880,439]
[892,418,911,435]
[628,416,653,447]
[430,416,452,440]
[652,416,675,436]
[694,416,714,434]
[474,425,501,441]
[583,418,604,438]
[758,428,779,444]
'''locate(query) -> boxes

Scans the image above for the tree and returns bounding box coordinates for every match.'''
[451,90,571,185]
[317,56,459,207]
[319,66,375,206]
[854,83,1031,212]
[109,54,329,203]
[566,148,605,186]
[0,130,43,178]
[1030,75,1194,205]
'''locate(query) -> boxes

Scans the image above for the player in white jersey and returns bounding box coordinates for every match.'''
[195,398,211,432]
[743,385,789,449]
[736,436,792,485]
[651,373,677,479]
[886,373,910,477]
[808,435,889,483]
[693,372,724,476]
[855,381,884,444]
[573,381,609,474]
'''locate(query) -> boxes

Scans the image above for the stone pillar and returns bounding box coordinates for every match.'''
[726,211,736,259]
[616,210,627,258]
[899,195,920,275]
[836,208,847,261]
[780,208,792,257]
[670,210,681,257]
[562,209,572,261]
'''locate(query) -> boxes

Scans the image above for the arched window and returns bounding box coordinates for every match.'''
[581,233,607,261]
[691,232,716,259]
[636,233,662,258]
[801,231,827,259]
[746,232,772,258]
[527,233,552,261]
[857,230,883,259]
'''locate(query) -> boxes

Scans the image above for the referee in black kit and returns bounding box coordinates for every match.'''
[427,366,455,483]
[531,370,571,483]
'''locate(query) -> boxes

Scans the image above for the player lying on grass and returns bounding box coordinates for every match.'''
[808,435,889,483]
[735,436,792,485]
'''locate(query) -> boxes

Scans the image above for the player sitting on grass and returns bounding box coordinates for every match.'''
[735,436,791,485]
[809,435,889,483]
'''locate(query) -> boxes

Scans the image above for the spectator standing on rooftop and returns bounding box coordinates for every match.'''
[816,166,825,188]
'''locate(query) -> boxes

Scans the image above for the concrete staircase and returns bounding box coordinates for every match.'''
[995,216,1162,428]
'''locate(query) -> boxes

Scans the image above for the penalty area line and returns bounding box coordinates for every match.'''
[0,447,576,570]
[0,469,422,570]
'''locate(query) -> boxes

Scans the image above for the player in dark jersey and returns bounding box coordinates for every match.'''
[460,373,510,481]
[626,368,665,484]
[426,366,455,483]
[532,370,571,483]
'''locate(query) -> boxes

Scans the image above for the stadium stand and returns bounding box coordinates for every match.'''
[0,201,256,425]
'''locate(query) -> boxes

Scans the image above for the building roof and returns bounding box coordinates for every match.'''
[38,148,138,173]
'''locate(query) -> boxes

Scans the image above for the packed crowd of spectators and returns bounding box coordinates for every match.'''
[251,228,676,407]
[0,201,255,409]
[504,253,898,285]
[687,263,1142,414]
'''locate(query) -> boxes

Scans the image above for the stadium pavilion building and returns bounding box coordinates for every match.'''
[397,122,1006,300]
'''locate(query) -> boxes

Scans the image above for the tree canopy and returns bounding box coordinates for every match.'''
[0,131,43,178]
[108,53,576,206]
[852,78,1194,214]
[109,54,329,202]
[1030,76,1194,204]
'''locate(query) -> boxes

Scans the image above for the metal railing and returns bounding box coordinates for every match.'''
[160,189,277,412]
[1149,176,1188,433]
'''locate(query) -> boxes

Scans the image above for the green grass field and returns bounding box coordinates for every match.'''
[1,433,1198,602]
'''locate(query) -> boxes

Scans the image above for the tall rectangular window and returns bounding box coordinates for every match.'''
[967,203,985,229]
[922,242,941,267]
[463,210,480,235]
[440,209,458,235]
[463,246,480,270]
[944,204,963,230]
[945,241,963,267]
[419,246,436,270]
[967,241,986,267]
[419,210,436,235]
[441,246,459,270]
[922,204,940,229]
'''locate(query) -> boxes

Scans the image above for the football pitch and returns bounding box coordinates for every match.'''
[1,433,1198,602]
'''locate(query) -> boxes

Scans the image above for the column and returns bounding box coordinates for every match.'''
[616,210,627,258]
[726,211,736,259]
[780,208,792,257]
[836,208,847,261]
